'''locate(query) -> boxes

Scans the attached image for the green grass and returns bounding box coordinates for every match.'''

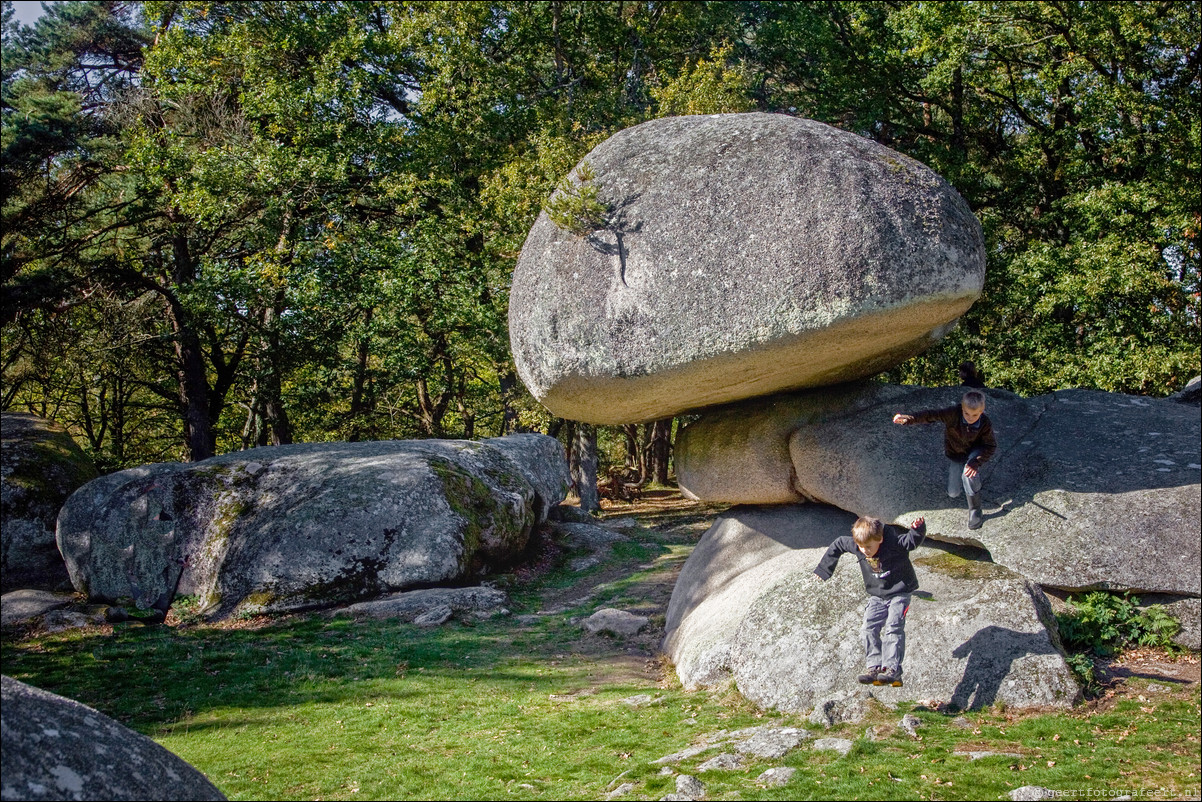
[3,516,1200,801]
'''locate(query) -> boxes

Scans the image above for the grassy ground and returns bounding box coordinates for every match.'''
[2,492,1199,801]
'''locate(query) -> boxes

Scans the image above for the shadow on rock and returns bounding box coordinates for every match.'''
[948,625,1062,711]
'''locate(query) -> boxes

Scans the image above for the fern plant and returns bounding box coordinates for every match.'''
[1056,591,1181,656]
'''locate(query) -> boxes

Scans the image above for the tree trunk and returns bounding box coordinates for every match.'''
[167,237,214,461]
[497,369,519,436]
[573,422,599,512]
[649,417,673,485]
[454,375,475,439]
[240,379,264,449]
[563,420,578,484]
[260,297,293,445]
[622,424,639,476]
[348,307,374,442]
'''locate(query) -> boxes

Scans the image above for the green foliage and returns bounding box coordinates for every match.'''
[1063,652,1099,696]
[650,43,758,116]
[1057,592,1181,657]
[542,161,610,236]
[3,0,1200,466]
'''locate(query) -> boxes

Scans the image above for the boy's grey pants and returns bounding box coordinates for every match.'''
[862,594,911,671]
[947,447,985,498]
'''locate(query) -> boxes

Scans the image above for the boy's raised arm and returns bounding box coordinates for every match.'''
[899,517,927,550]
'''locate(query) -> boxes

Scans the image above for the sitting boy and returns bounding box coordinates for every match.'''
[892,390,996,530]
[814,515,926,687]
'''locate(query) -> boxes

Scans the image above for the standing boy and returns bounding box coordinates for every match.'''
[814,516,926,687]
[892,390,996,530]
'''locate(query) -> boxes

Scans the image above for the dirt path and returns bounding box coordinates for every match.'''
[525,491,724,689]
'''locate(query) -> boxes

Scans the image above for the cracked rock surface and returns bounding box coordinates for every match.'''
[677,383,1200,595]
[664,505,1081,712]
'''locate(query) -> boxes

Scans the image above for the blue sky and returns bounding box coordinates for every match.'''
[9,1,50,27]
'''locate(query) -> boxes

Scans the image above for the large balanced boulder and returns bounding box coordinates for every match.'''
[57,434,568,620]
[509,113,985,424]
[1,674,225,800]
[2,413,98,592]
[664,506,1081,715]
[677,383,1202,596]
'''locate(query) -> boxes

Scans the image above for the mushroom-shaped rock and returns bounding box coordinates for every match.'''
[509,113,984,423]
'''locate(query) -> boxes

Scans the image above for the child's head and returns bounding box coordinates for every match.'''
[852,516,884,557]
[961,390,986,423]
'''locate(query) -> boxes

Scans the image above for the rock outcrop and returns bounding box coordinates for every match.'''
[1,675,225,801]
[0,589,75,629]
[664,505,1081,715]
[509,113,985,424]
[339,585,509,621]
[57,434,568,620]
[677,383,1202,596]
[2,413,98,592]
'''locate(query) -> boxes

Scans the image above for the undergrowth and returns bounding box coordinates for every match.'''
[1055,592,1181,692]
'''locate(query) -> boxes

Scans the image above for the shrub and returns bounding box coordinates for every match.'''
[1056,591,1180,656]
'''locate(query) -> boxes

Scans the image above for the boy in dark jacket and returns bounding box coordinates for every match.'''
[814,516,926,687]
[892,390,996,530]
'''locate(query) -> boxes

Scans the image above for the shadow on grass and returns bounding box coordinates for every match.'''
[1,613,637,733]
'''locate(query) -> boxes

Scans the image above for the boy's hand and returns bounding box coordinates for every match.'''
[911,517,926,533]
[892,413,913,424]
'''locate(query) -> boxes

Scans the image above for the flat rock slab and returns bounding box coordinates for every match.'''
[509,113,984,423]
[0,589,75,628]
[755,767,796,787]
[340,586,508,621]
[734,727,811,758]
[550,520,628,562]
[664,505,1081,716]
[58,434,567,620]
[674,776,705,798]
[697,752,744,772]
[1,675,225,801]
[651,724,812,765]
[584,608,648,637]
[812,738,854,756]
[2,413,98,592]
[678,383,1201,595]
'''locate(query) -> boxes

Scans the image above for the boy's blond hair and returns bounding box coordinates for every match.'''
[852,516,884,547]
[962,390,986,410]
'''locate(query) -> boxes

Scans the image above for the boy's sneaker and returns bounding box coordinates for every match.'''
[857,666,882,684]
[874,667,903,687]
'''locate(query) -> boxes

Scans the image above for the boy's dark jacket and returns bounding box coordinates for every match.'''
[813,522,926,597]
[911,405,997,468]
